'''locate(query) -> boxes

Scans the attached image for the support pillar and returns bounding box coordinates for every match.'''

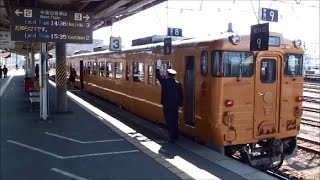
[24,53,29,77]
[30,52,35,78]
[25,53,30,77]
[55,42,67,112]
[40,43,49,120]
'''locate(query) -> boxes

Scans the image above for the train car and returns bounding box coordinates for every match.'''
[66,32,304,170]
[304,65,320,82]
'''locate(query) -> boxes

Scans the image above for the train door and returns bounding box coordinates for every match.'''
[184,56,195,127]
[80,60,84,89]
[254,55,281,138]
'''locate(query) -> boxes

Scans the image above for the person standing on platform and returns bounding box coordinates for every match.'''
[155,59,183,143]
[69,67,77,89]
[35,64,39,80]
[0,65,2,79]
[3,65,8,78]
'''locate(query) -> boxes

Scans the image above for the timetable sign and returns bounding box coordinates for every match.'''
[10,7,93,43]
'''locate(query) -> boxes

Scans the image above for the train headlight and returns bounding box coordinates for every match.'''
[294,39,302,48]
[229,34,241,45]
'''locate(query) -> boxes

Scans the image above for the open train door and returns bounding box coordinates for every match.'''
[254,53,281,138]
[184,56,195,127]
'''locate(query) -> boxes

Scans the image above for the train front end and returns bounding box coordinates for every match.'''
[211,33,305,170]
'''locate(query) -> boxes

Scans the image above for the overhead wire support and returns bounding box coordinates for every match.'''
[151,1,165,35]
[250,0,260,24]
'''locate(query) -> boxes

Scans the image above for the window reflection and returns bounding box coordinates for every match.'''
[211,51,254,77]
[260,59,276,83]
[284,54,303,76]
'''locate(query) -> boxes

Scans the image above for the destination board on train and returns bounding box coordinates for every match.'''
[10,7,93,43]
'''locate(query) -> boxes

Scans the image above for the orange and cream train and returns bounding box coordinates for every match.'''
[65,32,304,170]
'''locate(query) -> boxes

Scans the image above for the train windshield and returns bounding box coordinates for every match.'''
[284,54,303,76]
[211,51,254,77]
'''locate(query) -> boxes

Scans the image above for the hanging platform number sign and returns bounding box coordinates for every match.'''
[164,37,172,55]
[167,27,182,37]
[110,37,121,51]
[250,23,269,51]
[261,8,278,22]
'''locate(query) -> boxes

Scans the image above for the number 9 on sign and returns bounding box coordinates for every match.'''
[257,38,261,48]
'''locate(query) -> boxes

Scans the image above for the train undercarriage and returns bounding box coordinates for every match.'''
[225,137,297,170]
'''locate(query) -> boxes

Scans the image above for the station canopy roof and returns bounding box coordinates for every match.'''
[0,0,165,55]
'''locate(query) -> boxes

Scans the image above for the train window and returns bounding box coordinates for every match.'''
[126,65,130,81]
[99,62,105,77]
[284,54,303,76]
[200,51,208,76]
[156,61,172,86]
[260,59,276,83]
[106,62,113,79]
[147,65,153,85]
[93,62,97,75]
[133,62,144,83]
[211,51,253,77]
[88,62,91,75]
[115,62,123,79]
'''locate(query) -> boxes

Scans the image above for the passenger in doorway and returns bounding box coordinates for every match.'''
[35,64,39,80]
[100,66,104,76]
[3,65,8,78]
[155,59,183,143]
[69,67,77,89]
[0,65,2,79]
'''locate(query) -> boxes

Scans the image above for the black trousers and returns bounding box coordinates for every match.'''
[163,106,179,140]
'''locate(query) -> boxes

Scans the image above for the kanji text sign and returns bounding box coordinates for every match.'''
[0,31,15,49]
[250,23,269,51]
[10,7,93,43]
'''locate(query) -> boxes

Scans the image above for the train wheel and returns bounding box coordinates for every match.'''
[239,146,251,164]
[270,155,284,170]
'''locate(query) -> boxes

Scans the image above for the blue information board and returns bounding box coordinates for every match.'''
[10,7,93,43]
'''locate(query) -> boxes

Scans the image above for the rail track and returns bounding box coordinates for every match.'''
[265,170,291,180]
[301,118,320,128]
[303,96,320,104]
[297,137,320,155]
[302,106,320,113]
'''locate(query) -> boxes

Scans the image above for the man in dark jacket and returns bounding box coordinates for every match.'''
[0,65,2,79]
[35,64,39,80]
[3,65,8,78]
[155,59,183,143]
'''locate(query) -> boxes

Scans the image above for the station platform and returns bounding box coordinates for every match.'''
[0,72,275,180]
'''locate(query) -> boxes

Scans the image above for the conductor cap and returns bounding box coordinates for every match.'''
[167,69,177,75]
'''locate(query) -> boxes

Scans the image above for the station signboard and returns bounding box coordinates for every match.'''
[261,8,278,22]
[250,23,269,51]
[109,37,121,51]
[10,7,93,43]
[167,27,182,37]
[0,31,15,49]
[164,38,172,55]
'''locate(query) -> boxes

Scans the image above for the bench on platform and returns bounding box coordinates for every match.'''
[29,90,40,97]
[29,96,40,111]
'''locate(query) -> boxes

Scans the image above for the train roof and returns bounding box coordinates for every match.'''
[68,32,293,58]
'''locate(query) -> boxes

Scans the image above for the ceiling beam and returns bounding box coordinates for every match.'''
[94,0,130,20]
